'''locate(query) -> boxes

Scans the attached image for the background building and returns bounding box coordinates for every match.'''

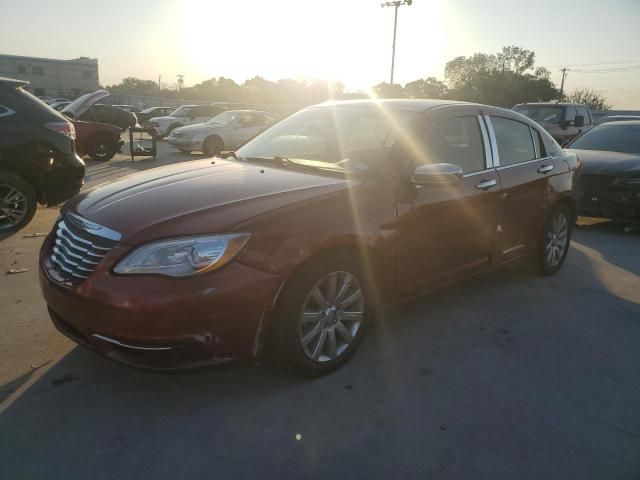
[0,54,99,98]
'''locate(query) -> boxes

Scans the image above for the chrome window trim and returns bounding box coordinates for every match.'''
[483,115,500,167]
[477,114,493,169]
[0,105,15,118]
[496,156,553,171]
[462,168,495,178]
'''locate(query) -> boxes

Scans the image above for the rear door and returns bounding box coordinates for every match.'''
[487,115,564,262]
[396,110,500,297]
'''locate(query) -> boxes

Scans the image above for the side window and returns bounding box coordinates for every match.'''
[532,128,547,158]
[565,107,577,122]
[490,117,535,166]
[577,107,591,125]
[17,65,26,74]
[32,66,44,75]
[428,116,486,173]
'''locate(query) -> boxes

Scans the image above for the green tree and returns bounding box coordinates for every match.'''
[404,77,448,99]
[372,82,406,99]
[107,77,159,95]
[566,88,611,111]
[443,46,560,107]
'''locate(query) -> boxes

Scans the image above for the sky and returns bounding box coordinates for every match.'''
[1,0,639,108]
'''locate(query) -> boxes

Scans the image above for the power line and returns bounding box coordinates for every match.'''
[549,60,640,68]
[571,65,640,73]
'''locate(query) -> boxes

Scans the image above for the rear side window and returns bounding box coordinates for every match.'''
[532,129,547,158]
[490,117,535,166]
[428,116,486,173]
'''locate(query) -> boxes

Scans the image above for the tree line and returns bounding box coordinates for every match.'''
[105,46,611,111]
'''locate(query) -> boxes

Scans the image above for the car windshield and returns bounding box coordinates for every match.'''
[569,124,640,154]
[171,106,192,117]
[206,111,244,125]
[514,105,563,124]
[236,106,419,173]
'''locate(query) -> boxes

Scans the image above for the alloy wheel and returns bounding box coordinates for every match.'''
[0,184,28,229]
[299,271,364,362]
[545,210,569,267]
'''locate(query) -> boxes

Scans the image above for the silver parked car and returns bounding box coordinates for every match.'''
[168,110,276,155]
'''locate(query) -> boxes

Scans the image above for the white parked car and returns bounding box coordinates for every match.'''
[167,110,276,155]
[148,104,226,138]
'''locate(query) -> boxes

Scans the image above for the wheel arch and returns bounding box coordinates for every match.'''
[259,240,389,356]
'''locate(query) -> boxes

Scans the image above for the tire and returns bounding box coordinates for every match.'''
[86,134,117,161]
[163,124,181,138]
[268,254,372,377]
[0,171,37,233]
[536,203,573,275]
[202,136,223,156]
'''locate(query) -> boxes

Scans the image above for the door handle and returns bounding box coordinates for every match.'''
[538,164,554,174]
[475,179,497,190]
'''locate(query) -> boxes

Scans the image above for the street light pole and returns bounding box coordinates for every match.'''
[381,0,412,85]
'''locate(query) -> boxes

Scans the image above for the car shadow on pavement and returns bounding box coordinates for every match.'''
[1,244,640,479]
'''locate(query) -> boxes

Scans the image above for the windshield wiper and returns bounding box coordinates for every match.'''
[215,151,241,161]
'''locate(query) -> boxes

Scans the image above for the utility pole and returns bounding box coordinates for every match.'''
[559,68,568,97]
[381,0,412,85]
[158,75,162,91]
[177,74,184,95]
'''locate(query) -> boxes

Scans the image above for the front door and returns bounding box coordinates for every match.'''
[396,111,500,297]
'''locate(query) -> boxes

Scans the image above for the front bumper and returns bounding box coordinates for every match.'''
[39,234,284,369]
[39,155,85,206]
[579,176,640,221]
[167,136,201,150]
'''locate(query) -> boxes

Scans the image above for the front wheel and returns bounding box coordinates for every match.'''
[269,255,371,376]
[537,203,573,275]
[87,135,117,161]
[202,136,223,156]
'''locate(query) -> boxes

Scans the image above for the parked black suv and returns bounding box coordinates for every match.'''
[0,77,85,232]
[69,103,137,130]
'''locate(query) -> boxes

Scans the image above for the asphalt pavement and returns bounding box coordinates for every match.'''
[1,140,639,479]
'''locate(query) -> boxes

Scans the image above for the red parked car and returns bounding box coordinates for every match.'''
[62,90,123,161]
[39,100,581,376]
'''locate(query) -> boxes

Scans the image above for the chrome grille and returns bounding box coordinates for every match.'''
[49,213,120,284]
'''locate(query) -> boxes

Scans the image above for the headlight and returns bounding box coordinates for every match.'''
[114,234,250,277]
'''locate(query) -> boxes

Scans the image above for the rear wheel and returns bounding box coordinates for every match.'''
[202,136,223,156]
[269,255,371,376]
[0,171,37,232]
[537,203,573,275]
[87,134,117,161]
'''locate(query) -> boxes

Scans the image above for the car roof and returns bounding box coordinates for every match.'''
[596,120,640,126]
[514,102,587,107]
[312,98,474,112]
[0,76,29,87]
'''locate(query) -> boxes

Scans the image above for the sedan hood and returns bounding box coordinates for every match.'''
[62,90,109,118]
[566,149,640,176]
[65,159,353,244]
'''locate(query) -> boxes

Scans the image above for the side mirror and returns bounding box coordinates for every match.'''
[574,115,585,128]
[411,163,463,186]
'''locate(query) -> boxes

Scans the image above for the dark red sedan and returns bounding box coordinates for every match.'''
[39,100,581,376]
